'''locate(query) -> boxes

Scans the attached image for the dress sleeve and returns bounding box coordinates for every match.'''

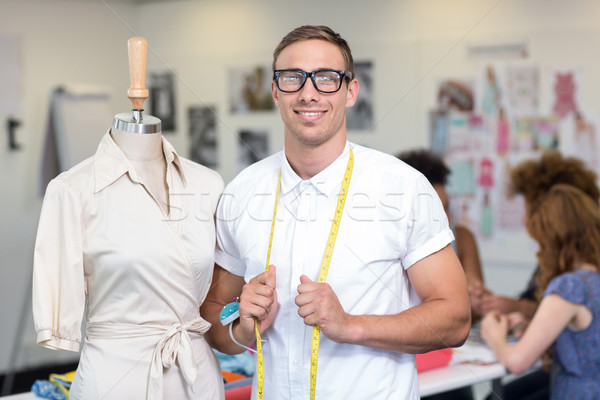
[402,174,454,268]
[32,178,86,352]
[543,273,588,305]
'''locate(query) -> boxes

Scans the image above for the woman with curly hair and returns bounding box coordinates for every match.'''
[482,184,600,399]
[472,151,600,320]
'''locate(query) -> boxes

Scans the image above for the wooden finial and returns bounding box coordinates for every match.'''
[127,37,149,110]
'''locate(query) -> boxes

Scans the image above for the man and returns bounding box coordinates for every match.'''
[201,25,470,399]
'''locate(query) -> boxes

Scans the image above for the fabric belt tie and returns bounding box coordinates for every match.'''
[87,318,212,400]
[148,318,211,400]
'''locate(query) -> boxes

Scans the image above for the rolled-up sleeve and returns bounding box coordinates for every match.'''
[403,174,454,268]
[32,178,86,352]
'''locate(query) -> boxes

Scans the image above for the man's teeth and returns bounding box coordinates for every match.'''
[298,111,323,116]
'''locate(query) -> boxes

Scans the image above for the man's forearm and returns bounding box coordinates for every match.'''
[342,300,471,353]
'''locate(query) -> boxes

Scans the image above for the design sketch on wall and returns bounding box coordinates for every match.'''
[346,61,374,131]
[551,70,579,119]
[437,79,474,113]
[189,106,217,169]
[506,63,539,117]
[238,128,269,172]
[149,71,176,131]
[561,111,600,173]
[229,66,274,113]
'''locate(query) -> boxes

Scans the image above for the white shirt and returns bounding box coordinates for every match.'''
[33,132,225,400]
[215,142,453,400]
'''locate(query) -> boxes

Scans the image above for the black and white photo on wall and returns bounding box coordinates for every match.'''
[229,65,275,113]
[346,61,374,131]
[238,128,269,172]
[189,106,218,169]
[149,71,176,132]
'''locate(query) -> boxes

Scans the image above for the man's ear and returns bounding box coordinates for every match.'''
[345,79,359,108]
[271,80,280,107]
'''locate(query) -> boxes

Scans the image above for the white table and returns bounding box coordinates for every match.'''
[419,358,507,397]
[418,338,536,399]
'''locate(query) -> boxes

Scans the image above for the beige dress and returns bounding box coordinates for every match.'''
[33,133,225,400]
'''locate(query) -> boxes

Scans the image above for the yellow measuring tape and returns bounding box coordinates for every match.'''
[256,148,354,400]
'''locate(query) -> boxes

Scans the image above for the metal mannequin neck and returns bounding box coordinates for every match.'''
[113,109,161,134]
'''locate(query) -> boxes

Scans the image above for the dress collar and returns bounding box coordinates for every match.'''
[94,130,186,193]
[280,142,351,197]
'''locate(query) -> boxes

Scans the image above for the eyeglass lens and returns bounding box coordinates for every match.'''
[277,70,343,93]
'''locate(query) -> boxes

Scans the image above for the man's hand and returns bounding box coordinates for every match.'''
[468,280,490,316]
[480,292,522,315]
[237,265,278,343]
[295,275,351,343]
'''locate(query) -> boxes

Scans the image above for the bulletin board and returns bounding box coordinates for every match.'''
[431,60,598,267]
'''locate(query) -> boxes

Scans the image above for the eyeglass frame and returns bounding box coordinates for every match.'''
[272,68,354,93]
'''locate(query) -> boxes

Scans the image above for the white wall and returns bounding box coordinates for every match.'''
[2,0,600,373]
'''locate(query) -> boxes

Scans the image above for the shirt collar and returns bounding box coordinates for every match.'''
[280,142,351,197]
[94,130,186,193]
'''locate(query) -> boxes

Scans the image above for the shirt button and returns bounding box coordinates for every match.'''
[293,359,298,364]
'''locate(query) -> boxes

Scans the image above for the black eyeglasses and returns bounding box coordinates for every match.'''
[273,69,353,93]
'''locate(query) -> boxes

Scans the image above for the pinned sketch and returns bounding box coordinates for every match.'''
[551,70,578,118]
[229,66,274,113]
[447,158,476,196]
[561,112,600,173]
[512,118,536,152]
[189,106,217,168]
[238,128,269,172]
[495,107,510,157]
[479,65,501,115]
[430,110,449,154]
[506,64,539,117]
[149,71,176,131]
[532,117,560,149]
[347,61,374,131]
[437,79,474,112]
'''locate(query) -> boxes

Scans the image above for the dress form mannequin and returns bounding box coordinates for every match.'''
[32,36,225,400]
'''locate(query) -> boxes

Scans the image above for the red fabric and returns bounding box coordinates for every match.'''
[415,348,453,372]
[225,384,252,400]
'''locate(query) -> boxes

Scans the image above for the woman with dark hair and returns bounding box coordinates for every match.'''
[482,184,600,399]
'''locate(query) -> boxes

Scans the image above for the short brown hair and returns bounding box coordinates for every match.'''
[509,151,600,204]
[272,25,355,75]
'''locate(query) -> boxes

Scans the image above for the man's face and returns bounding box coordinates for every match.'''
[271,39,358,148]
